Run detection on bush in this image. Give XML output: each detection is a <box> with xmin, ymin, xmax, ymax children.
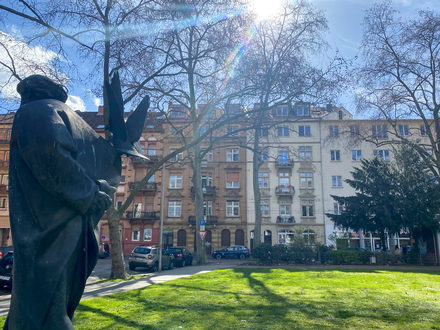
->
<box><xmin>251</xmin><ymin>243</ymin><xmax>273</xmax><ymax>262</ymax></box>
<box><xmin>252</xmin><ymin>243</ymin><xmax>317</xmax><ymax>264</ymax></box>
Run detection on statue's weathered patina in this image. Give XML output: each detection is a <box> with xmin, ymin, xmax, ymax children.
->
<box><xmin>4</xmin><ymin>74</ymin><xmax>148</xmax><ymax>329</ymax></box>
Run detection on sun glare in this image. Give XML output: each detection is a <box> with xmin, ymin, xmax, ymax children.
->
<box><xmin>251</xmin><ymin>0</ymin><xmax>283</xmax><ymax>20</ymax></box>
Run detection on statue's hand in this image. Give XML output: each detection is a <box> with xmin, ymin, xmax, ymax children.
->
<box><xmin>86</xmin><ymin>191</ymin><xmax>112</xmax><ymax>215</ymax></box>
<box><xmin>96</xmin><ymin>180</ymin><xmax>117</xmax><ymax>196</ymax></box>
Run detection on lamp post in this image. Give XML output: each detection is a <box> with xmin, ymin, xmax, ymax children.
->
<box><xmin>158</xmin><ymin>153</ymin><xmax>165</xmax><ymax>272</ymax></box>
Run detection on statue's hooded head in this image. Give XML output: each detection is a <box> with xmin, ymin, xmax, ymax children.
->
<box><xmin>17</xmin><ymin>75</ymin><xmax>68</xmax><ymax>106</ymax></box>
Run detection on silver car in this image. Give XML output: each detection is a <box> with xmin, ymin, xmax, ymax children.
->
<box><xmin>128</xmin><ymin>245</ymin><xmax>175</xmax><ymax>272</ymax></box>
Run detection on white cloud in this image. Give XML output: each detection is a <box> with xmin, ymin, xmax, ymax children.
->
<box><xmin>66</xmin><ymin>95</ymin><xmax>86</xmax><ymax>112</ymax></box>
<box><xmin>93</xmin><ymin>97</ymin><xmax>101</xmax><ymax>108</ymax></box>
<box><xmin>0</xmin><ymin>31</ymin><xmax>64</xmax><ymax>101</ymax></box>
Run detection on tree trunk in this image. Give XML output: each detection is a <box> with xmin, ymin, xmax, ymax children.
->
<box><xmin>192</xmin><ymin>123</ymin><xmax>207</xmax><ymax>264</ymax></box>
<box><xmin>252</xmin><ymin>123</ymin><xmax>263</xmax><ymax>249</ymax></box>
<box><xmin>107</xmin><ymin>205</ymin><xmax>127</xmax><ymax>279</ymax></box>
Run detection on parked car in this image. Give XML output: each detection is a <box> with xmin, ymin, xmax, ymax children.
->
<box><xmin>0</xmin><ymin>251</ymin><xmax>13</xmax><ymax>289</ymax></box>
<box><xmin>128</xmin><ymin>245</ymin><xmax>175</xmax><ymax>272</ymax></box>
<box><xmin>212</xmin><ymin>245</ymin><xmax>250</xmax><ymax>260</ymax></box>
<box><xmin>99</xmin><ymin>243</ymin><xmax>110</xmax><ymax>258</ymax></box>
<box><xmin>167</xmin><ymin>248</ymin><xmax>193</xmax><ymax>267</ymax></box>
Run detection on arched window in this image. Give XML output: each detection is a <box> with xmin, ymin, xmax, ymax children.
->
<box><xmin>264</xmin><ymin>230</ymin><xmax>272</xmax><ymax>244</ymax></box>
<box><xmin>278</xmin><ymin>230</ymin><xmax>293</xmax><ymax>244</ymax></box>
<box><xmin>303</xmin><ymin>230</ymin><xmax>315</xmax><ymax>245</ymax></box>
<box><xmin>177</xmin><ymin>229</ymin><xmax>186</xmax><ymax>246</ymax></box>
<box><xmin>221</xmin><ymin>229</ymin><xmax>230</xmax><ymax>246</ymax></box>
<box><xmin>235</xmin><ymin>229</ymin><xmax>244</xmax><ymax>245</ymax></box>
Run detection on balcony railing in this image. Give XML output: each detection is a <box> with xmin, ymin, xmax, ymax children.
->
<box><xmin>132</xmin><ymin>154</ymin><xmax>162</xmax><ymax>164</ymax></box>
<box><xmin>277</xmin><ymin>216</ymin><xmax>295</xmax><ymax>224</ymax></box>
<box><xmin>0</xmin><ymin>161</ymin><xmax>9</xmax><ymax>168</ymax></box>
<box><xmin>0</xmin><ymin>139</ymin><xmax>10</xmax><ymax>144</ymax></box>
<box><xmin>275</xmin><ymin>158</ymin><xmax>294</xmax><ymax>167</ymax></box>
<box><xmin>188</xmin><ymin>215</ymin><xmax>218</xmax><ymax>225</ymax></box>
<box><xmin>190</xmin><ymin>186</ymin><xmax>216</xmax><ymax>196</ymax></box>
<box><xmin>126</xmin><ymin>211</ymin><xmax>160</xmax><ymax>220</ymax></box>
<box><xmin>129</xmin><ymin>182</ymin><xmax>157</xmax><ymax>191</ymax></box>
<box><xmin>275</xmin><ymin>186</ymin><xmax>295</xmax><ymax>196</ymax></box>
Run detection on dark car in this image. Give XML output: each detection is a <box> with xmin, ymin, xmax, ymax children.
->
<box><xmin>99</xmin><ymin>243</ymin><xmax>110</xmax><ymax>258</ymax></box>
<box><xmin>167</xmin><ymin>248</ymin><xmax>193</xmax><ymax>267</ymax></box>
<box><xmin>0</xmin><ymin>251</ymin><xmax>13</xmax><ymax>289</ymax></box>
<box><xmin>212</xmin><ymin>245</ymin><xmax>250</xmax><ymax>260</ymax></box>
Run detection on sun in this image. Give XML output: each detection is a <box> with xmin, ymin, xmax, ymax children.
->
<box><xmin>251</xmin><ymin>0</ymin><xmax>283</xmax><ymax>20</ymax></box>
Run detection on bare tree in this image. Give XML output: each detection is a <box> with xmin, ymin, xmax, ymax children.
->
<box><xmin>355</xmin><ymin>0</ymin><xmax>440</xmax><ymax>177</ymax></box>
<box><xmin>236</xmin><ymin>3</ymin><xmax>347</xmax><ymax>248</ymax></box>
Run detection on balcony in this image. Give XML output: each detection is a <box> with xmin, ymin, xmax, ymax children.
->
<box><xmin>126</xmin><ymin>211</ymin><xmax>160</xmax><ymax>221</ymax></box>
<box><xmin>275</xmin><ymin>158</ymin><xmax>294</xmax><ymax>168</ymax></box>
<box><xmin>190</xmin><ymin>186</ymin><xmax>216</xmax><ymax>196</ymax></box>
<box><xmin>0</xmin><ymin>139</ymin><xmax>10</xmax><ymax>145</ymax></box>
<box><xmin>275</xmin><ymin>186</ymin><xmax>295</xmax><ymax>196</ymax></box>
<box><xmin>129</xmin><ymin>182</ymin><xmax>157</xmax><ymax>192</ymax></box>
<box><xmin>277</xmin><ymin>216</ymin><xmax>295</xmax><ymax>224</ymax></box>
<box><xmin>132</xmin><ymin>154</ymin><xmax>162</xmax><ymax>165</ymax></box>
<box><xmin>0</xmin><ymin>161</ymin><xmax>9</xmax><ymax>168</ymax></box>
<box><xmin>188</xmin><ymin>215</ymin><xmax>218</xmax><ymax>225</ymax></box>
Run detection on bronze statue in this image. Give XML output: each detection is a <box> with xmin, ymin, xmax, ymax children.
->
<box><xmin>4</xmin><ymin>73</ymin><xmax>148</xmax><ymax>329</ymax></box>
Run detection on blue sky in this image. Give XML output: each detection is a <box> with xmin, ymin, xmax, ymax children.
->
<box><xmin>1</xmin><ymin>0</ymin><xmax>439</xmax><ymax>113</ymax></box>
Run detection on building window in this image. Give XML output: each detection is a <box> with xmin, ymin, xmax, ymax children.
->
<box><xmin>1</xmin><ymin>175</ymin><xmax>8</xmax><ymax>185</ymax></box>
<box><xmin>334</xmin><ymin>202</ymin><xmax>342</xmax><ymax>215</ymax></box>
<box><xmin>204</xmin><ymin>201</ymin><xmax>212</xmax><ymax>216</ymax></box>
<box><xmin>261</xmin><ymin>200</ymin><xmax>270</xmax><ymax>216</ymax></box>
<box><xmin>169</xmin><ymin>175</ymin><xmax>182</xmax><ymax>188</ymax></box>
<box><xmin>350</xmin><ymin>125</ymin><xmax>360</xmax><ymax>136</ymax></box>
<box><xmin>332</xmin><ymin>176</ymin><xmax>342</xmax><ymax>187</ymax></box>
<box><xmin>420</xmin><ymin>125</ymin><xmax>427</xmax><ymax>136</ymax></box>
<box><xmin>399</xmin><ymin>125</ymin><xmax>409</xmax><ymax>136</ymax></box>
<box><xmin>278</xmin><ymin>230</ymin><xmax>294</xmax><ymax>244</ymax></box>
<box><xmin>144</xmin><ymin>229</ymin><xmax>152</xmax><ymax>241</ymax></box>
<box><xmin>278</xmin><ymin>150</ymin><xmax>289</xmax><ymax>165</ymax></box>
<box><xmin>297</xmin><ymin>106</ymin><xmax>310</xmax><ymax>116</ymax></box>
<box><xmin>202</xmin><ymin>150</ymin><xmax>213</xmax><ymax>162</ymax></box>
<box><xmin>228</xmin><ymin>106</ymin><xmax>239</xmax><ymax>115</ymax></box>
<box><xmin>275</xmin><ymin>106</ymin><xmax>289</xmax><ymax>116</ymax></box>
<box><xmin>177</xmin><ymin>229</ymin><xmax>186</xmax><ymax>246</ymax></box>
<box><xmin>226</xmin><ymin>148</ymin><xmax>239</xmax><ymax>162</ymax></box>
<box><xmin>115</xmin><ymin>200</ymin><xmax>123</xmax><ymax>210</ymax></box>
<box><xmin>168</xmin><ymin>201</ymin><xmax>182</xmax><ymax>217</ymax></box>
<box><xmin>170</xmin><ymin>150</ymin><xmax>183</xmax><ymax>162</ymax></box>
<box><xmin>277</xmin><ymin>126</ymin><xmax>289</xmax><ymax>137</ymax></box>
<box><xmin>0</xmin><ymin>198</ymin><xmax>6</xmax><ymax>209</ymax></box>
<box><xmin>147</xmin><ymin>174</ymin><xmax>155</xmax><ymax>183</ymax></box>
<box><xmin>280</xmin><ymin>205</ymin><xmax>290</xmax><ymax>216</ymax></box>
<box><xmin>303</xmin><ymin>230</ymin><xmax>315</xmax><ymax>245</ymax></box>
<box><xmin>258</xmin><ymin>147</ymin><xmax>268</xmax><ymax>162</ymax></box>
<box><xmin>132</xmin><ymin>230</ymin><xmax>140</xmax><ymax>241</ymax></box>
<box><xmin>329</xmin><ymin>125</ymin><xmax>339</xmax><ymax>137</ymax></box>
<box><xmin>301</xmin><ymin>200</ymin><xmax>314</xmax><ymax>217</ymax></box>
<box><xmin>300</xmin><ymin>172</ymin><xmax>313</xmax><ymax>188</ymax></box>
<box><xmin>372</xmin><ymin>125</ymin><xmax>388</xmax><ymax>139</ymax></box>
<box><xmin>299</xmin><ymin>146</ymin><xmax>312</xmax><ymax>161</ymax></box>
<box><xmin>299</xmin><ymin>125</ymin><xmax>311</xmax><ymax>137</ymax></box>
<box><xmin>201</xmin><ymin>173</ymin><xmax>213</xmax><ymax>188</ymax></box>
<box><xmin>258</xmin><ymin>172</ymin><xmax>269</xmax><ymax>188</ymax></box>
<box><xmin>170</xmin><ymin>109</ymin><xmax>186</xmax><ymax>118</ymax></box>
<box><xmin>259</xmin><ymin>128</ymin><xmax>269</xmax><ymax>137</ymax></box>
<box><xmin>338</xmin><ymin>110</ymin><xmax>343</xmax><ymax>120</ymax></box>
<box><xmin>226</xmin><ymin>172</ymin><xmax>239</xmax><ymax>188</ymax></box>
<box><xmin>352</xmin><ymin>150</ymin><xmax>361</xmax><ymax>161</ymax></box>
<box><xmin>330</xmin><ymin>150</ymin><xmax>340</xmax><ymax>161</ymax></box>
<box><xmin>226</xmin><ymin>201</ymin><xmax>239</xmax><ymax>217</ymax></box>
<box><xmin>279</xmin><ymin>172</ymin><xmax>290</xmax><ymax>187</ymax></box>
<box><xmin>374</xmin><ymin>150</ymin><xmax>390</xmax><ymax>162</ymax></box>
<box><xmin>133</xmin><ymin>203</ymin><xmax>142</xmax><ymax>217</ymax></box>
<box><xmin>221</xmin><ymin>229</ymin><xmax>231</xmax><ymax>246</ymax></box>
<box><xmin>200</xmin><ymin>127</ymin><xmax>207</xmax><ymax>136</ymax></box>
<box><xmin>227</xmin><ymin>125</ymin><xmax>239</xmax><ymax>136</ymax></box>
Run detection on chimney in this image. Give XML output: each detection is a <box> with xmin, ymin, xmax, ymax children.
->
<box><xmin>98</xmin><ymin>105</ymin><xmax>104</xmax><ymax>114</ymax></box>
<box><xmin>326</xmin><ymin>104</ymin><xmax>333</xmax><ymax>112</ymax></box>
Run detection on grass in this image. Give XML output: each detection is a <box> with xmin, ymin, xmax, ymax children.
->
<box><xmin>3</xmin><ymin>268</ymin><xmax>440</xmax><ymax>329</ymax></box>
<box><xmin>93</xmin><ymin>274</ymin><xmax>147</xmax><ymax>284</ymax></box>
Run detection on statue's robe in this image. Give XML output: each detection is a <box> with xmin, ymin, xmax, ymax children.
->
<box><xmin>4</xmin><ymin>99</ymin><xmax>120</xmax><ymax>330</ymax></box>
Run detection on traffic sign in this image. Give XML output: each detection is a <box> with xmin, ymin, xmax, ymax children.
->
<box><xmin>101</xmin><ymin>235</ymin><xmax>106</xmax><ymax>240</ymax></box>
<box><xmin>198</xmin><ymin>230</ymin><xmax>207</xmax><ymax>240</ymax></box>
<box><xmin>200</xmin><ymin>219</ymin><xmax>206</xmax><ymax>226</ymax></box>
<box><xmin>200</xmin><ymin>225</ymin><xmax>205</xmax><ymax>231</ymax></box>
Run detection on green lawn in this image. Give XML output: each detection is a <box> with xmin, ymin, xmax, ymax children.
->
<box><xmin>4</xmin><ymin>268</ymin><xmax>440</xmax><ymax>329</ymax></box>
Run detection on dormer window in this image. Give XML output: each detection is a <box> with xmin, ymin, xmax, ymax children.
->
<box><xmin>275</xmin><ymin>106</ymin><xmax>289</xmax><ymax>116</ymax></box>
<box><xmin>170</xmin><ymin>109</ymin><xmax>186</xmax><ymax>118</ymax></box>
<box><xmin>297</xmin><ymin>106</ymin><xmax>310</xmax><ymax>116</ymax></box>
